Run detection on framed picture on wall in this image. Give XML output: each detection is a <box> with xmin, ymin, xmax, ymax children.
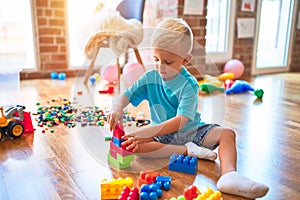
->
<box><xmin>241</xmin><ymin>0</ymin><xmax>256</xmax><ymax>12</ymax></box>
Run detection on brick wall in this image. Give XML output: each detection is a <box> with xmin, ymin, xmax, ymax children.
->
<box><xmin>232</xmin><ymin>0</ymin><xmax>257</xmax><ymax>76</ymax></box>
<box><xmin>34</xmin><ymin>0</ymin><xmax>68</xmax><ymax>71</ymax></box>
<box><xmin>290</xmin><ymin>1</ymin><xmax>300</xmax><ymax>72</ymax></box>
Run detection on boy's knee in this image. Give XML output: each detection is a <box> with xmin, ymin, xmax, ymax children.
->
<box><xmin>220</xmin><ymin>127</ymin><xmax>236</xmax><ymax>140</ymax></box>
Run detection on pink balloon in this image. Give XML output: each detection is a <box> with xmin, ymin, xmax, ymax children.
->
<box><xmin>101</xmin><ymin>64</ymin><xmax>118</xmax><ymax>83</ymax></box>
<box><xmin>223</xmin><ymin>59</ymin><xmax>245</xmax><ymax>79</ymax></box>
<box><xmin>122</xmin><ymin>62</ymin><xmax>145</xmax><ymax>86</ymax></box>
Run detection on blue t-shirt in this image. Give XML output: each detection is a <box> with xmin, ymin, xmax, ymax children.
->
<box><xmin>124</xmin><ymin>66</ymin><xmax>202</xmax><ymax>132</ymax></box>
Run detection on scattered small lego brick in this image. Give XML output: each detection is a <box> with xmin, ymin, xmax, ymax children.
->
<box><xmin>168</xmin><ymin>154</ymin><xmax>198</xmax><ymax>175</ymax></box>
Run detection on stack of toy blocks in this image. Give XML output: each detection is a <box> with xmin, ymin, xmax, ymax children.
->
<box><xmin>107</xmin><ymin>124</ymin><xmax>134</xmax><ymax>169</ymax></box>
<box><xmin>168</xmin><ymin>154</ymin><xmax>198</xmax><ymax>174</ymax></box>
<box><xmin>100</xmin><ymin>177</ymin><xmax>134</xmax><ymax>199</ymax></box>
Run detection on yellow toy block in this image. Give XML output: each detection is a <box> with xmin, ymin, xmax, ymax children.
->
<box><xmin>193</xmin><ymin>187</ymin><xmax>222</xmax><ymax>200</ymax></box>
<box><xmin>100</xmin><ymin>177</ymin><xmax>134</xmax><ymax>199</ymax></box>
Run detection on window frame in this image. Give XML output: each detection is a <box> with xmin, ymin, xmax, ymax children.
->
<box><xmin>206</xmin><ymin>0</ymin><xmax>236</xmax><ymax>63</ymax></box>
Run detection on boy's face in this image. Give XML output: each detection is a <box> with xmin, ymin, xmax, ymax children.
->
<box><xmin>153</xmin><ymin>48</ymin><xmax>189</xmax><ymax>81</ymax></box>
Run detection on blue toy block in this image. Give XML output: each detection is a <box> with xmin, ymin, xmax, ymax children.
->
<box><xmin>156</xmin><ymin>176</ymin><xmax>172</xmax><ymax>190</ymax></box>
<box><xmin>168</xmin><ymin>154</ymin><xmax>198</xmax><ymax>175</ymax></box>
<box><xmin>112</xmin><ymin>136</ymin><xmax>125</xmax><ymax>147</ymax></box>
<box><xmin>140</xmin><ymin>183</ymin><xmax>162</xmax><ymax>200</ymax></box>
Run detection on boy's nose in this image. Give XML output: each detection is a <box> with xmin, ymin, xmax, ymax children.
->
<box><xmin>158</xmin><ymin>64</ymin><xmax>166</xmax><ymax>70</ymax></box>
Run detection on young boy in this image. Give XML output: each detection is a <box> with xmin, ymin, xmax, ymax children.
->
<box><xmin>107</xmin><ymin>18</ymin><xmax>269</xmax><ymax>199</ymax></box>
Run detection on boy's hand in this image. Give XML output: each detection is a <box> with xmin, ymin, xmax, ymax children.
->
<box><xmin>107</xmin><ymin>108</ymin><xmax>123</xmax><ymax>131</ymax></box>
<box><xmin>122</xmin><ymin>133</ymin><xmax>153</xmax><ymax>152</ymax></box>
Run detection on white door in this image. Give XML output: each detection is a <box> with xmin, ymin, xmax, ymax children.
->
<box><xmin>252</xmin><ymin>0</ymin><xmax>296</xmax><ymax>75</ymax></box>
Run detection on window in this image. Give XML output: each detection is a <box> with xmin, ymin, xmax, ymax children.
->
<box><xmin>206</xmin><ymin>0</ymin><xmax>235</xmax><ymax>63</ymax></box>
<box><xmin>68</xmin><ymin>0</ymin><xmax>120</xmax><ymax>68</ymax></box>
<box><xmin>0</xmin><ymin>0</ymin><xmax>36</xmax><ymax>70</ymax></box>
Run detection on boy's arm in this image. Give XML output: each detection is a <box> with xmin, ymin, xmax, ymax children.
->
<box><xmin>107</xmin><ymin>94</ymin><xmax>130</xmax><ymax>131</ymax></box>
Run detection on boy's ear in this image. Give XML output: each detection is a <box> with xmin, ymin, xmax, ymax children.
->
<box><xmin>183</xmin><ymin>54</ymin><xmax>193</xmax><ymax>65</ymax></box>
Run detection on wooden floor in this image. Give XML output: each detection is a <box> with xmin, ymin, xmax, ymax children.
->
<box><xmin>0</xmin><ymin>73</ymin><xmax>300</xmax><ymax>200</ymax></box>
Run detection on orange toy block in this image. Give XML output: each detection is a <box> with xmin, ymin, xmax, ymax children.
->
<box><xmin>138</xmin><ymin>170</ymin><xmax>160</xmax><ymax>187</ymax></box>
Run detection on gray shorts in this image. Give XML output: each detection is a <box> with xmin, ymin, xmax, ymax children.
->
<box><xmin>154</xmin><ymin>124</ymin><xmax>220</xmax><ymax>150</ymax></box>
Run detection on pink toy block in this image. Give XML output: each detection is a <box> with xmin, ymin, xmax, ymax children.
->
<box><xmin>110</xmin><ymin>148</ymin><xmax>117</xmax><ymax>159</ymax></box>
<box><xmin>110</xmin><ymin>141</ymin><xmax>132</xmax><ymax>157</ymax></box>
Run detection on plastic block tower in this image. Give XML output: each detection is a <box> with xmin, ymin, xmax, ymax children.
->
<box><xmin>108</xmin><ymin>123</ymin><xmax>134</xmax><ymax>169</ymax></box>
<box><xmin>168</xmin><ymin>154</ymin><xmax>198</xmax><ymax>175</ymax></box>
<box><xmin>101</xmin><ymin>177</ymin><xmax>134</xmax><ymax>199</ymax></box>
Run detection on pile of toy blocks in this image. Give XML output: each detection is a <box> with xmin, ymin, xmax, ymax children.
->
<box><xmin>107</xmin><ymin>124</ymin><xmax>134</xmax><ymax>169</ymax></box>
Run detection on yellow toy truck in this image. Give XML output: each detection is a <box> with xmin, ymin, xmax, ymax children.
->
<box><xmin>0</xmin><ymin>105</ymin><xmax>25</xmax><ymax>141</ymax></box>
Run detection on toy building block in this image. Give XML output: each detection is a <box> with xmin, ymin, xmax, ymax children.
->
<box><xmin>193</xmin><ymin>187</ymin><xmax>222</xmax><ymax>200</ymax></box>
<box><xmin>140</xmin><ymin>183</ymin><xmax>163</xmax><ymax>200</ymax></box>
<box><xmin>101</xmin><ymin>177</ymin><xmax>134</xmax><ymax>199</ymax></box>
<box><xmin>168</xmin><ymin>154</ymin><xmax>198</xmax><ymax>175</ymax></box>
<box><xmin>121</xmin><ymin>140</ymin><xmax>134</xmax><ymax>152</ymax></box>
<box><xmin>107</xmin><ymin>153</ymin><xmax>132</xmax><ymax>169</ymax></box>
<box><xmin>118</xmin><ymin>186</ymin><xmax>139</xmax><ymax>200</ymax></box>
<box><xmin>113</xmin><ymin>136</ymin><xmax>125</xmax><ymax>147</ymax></box>
<box><xmin>113</xmin><ymin>124</ymin><xmax>125</xmax><ymax>139</ymax></box>
<box><xmin>183</xmin><ymin>185</ymin><xmax>200</xmax><ymax>200</ymax></box>
<box><xmin>139</xmin><ymin>171</ymin><xmax>160</xmax><ymax>186</ymax></box>
<box><xmin>156</xmin><ymin>176</ymin><xmax>172</xmax><ymax>190</ymax></box>
<box><xmin>110</xmin><ymin>141</ymin><xmax>133</xmax><ymax>157</ymax></box>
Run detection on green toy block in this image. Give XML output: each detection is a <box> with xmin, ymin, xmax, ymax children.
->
<box><xmin>117</xmin><ymin>153</ymin><xmax>134</xmax><ymax>164</ymax></box>
<box><xmin>107</xmin><ymin>152</ymin><xmax>132</xmax><ymax>169</ymax></box>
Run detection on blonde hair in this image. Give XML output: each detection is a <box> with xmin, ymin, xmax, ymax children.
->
<box><xmin>151</xmin><ymin>18</ymin><xmax>193</xmax><ymax>56</ymax></box>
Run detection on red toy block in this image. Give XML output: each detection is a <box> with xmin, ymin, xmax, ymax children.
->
<box><xmin>113</xmin><ymin>124</ymin><xmax>125</xmax><ymax>139</ymax></box>
<box><xmin>110</xmin><ymin>142</ymin><xmax>132</xmax><ymax>157</ymax></box>
<box><xmin>138</xmin><ymin>171</ymin><xmax>160</xmax><ymax>187</ymax></box>
<box><xmin>121</xmin><ymin>139</ymin><xmax>133</xmax><ymax>152</ymax></box>
<box><xmin>118</xmin><ymin>186</ymin><xmax>139</xmax><ymax>200</ymax></box>
<box><xmin>184</xmin><ymin>185</ymin><xmax>200</xmax><ymax>200</ymax></box>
